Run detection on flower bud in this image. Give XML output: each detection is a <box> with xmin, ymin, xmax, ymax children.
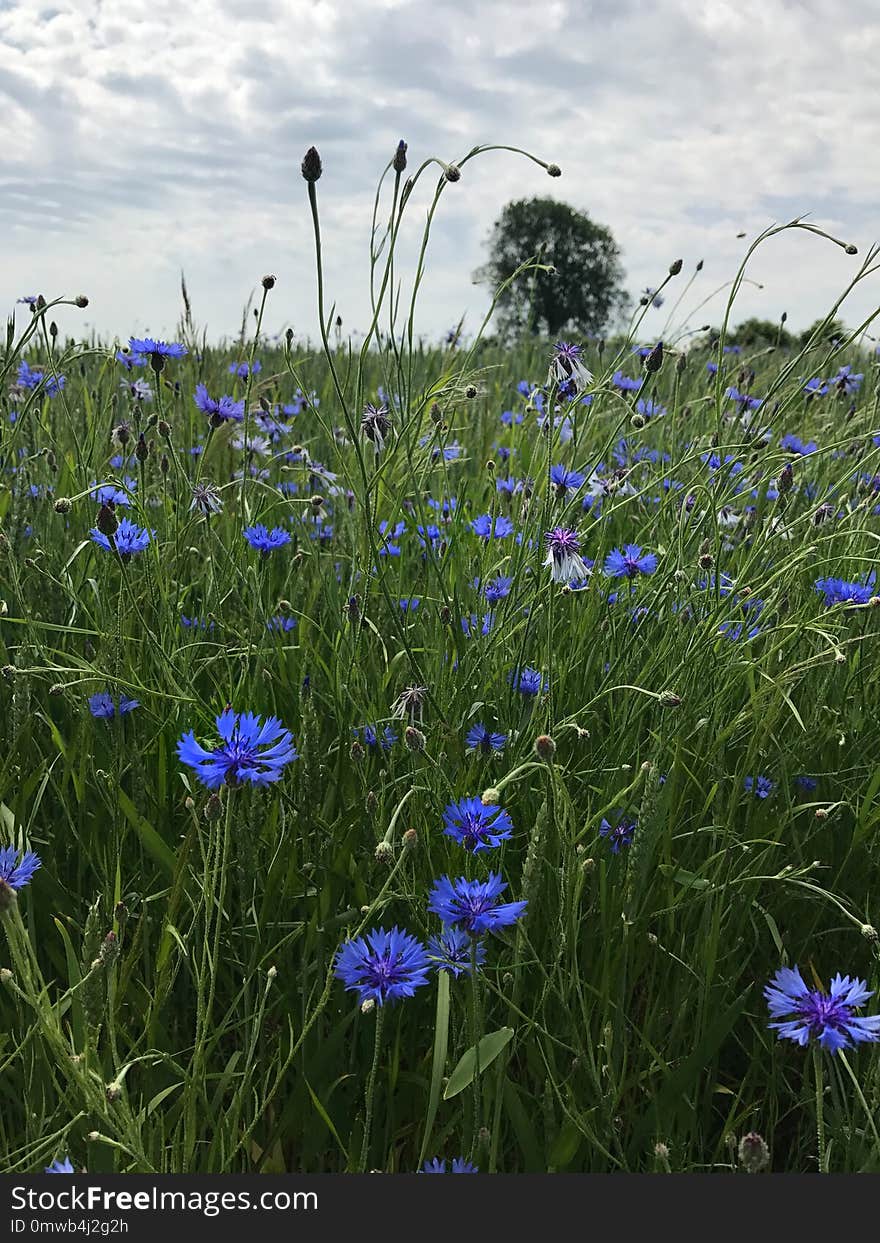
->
<box><xmin>860</xmin><ymin>923</ymin><xmax>878</xmax><ymax>943</ymax></box>
<box><xmin>659</xmin><ymin>689</ymin><xmax>682</xmax><ymax>708</ymax></box>
<box><xmin>443</xmin><ymin>163</ymin><xmax>461</xmax><ymax>182</ymax></box>
<box><xmin>301</xmin><ymin>146</ymin><xmax>322</xmax><ymax>182</ymax></box>
<box><xmin>481</xmin><ymin>787</ymin><xmax>502</xmax><ymax>805</ymax></box>
<box><xmin>404</xmin><ymin>726</ymin><xmax>426</xmax><ymax>752</ymax></box>
<box><xmin>374</xmin><ymin>840</ymin><xmax>394</xmax><ymax>865</ymax></box>
<box><xmin>534</xmin><ymin>734</ymin><xmax>556</xmax><ymax>762</ymax></box>
<box><xmin>393</xmin><ymin>140</ymin><xmax>408</xmax><ymax>173</ymax></box>
<box><xmin>546</xmin><ymin>163</ymin><xmax>562</xmax><ymax>177</ymax></box>
<box><xmin>75</xmin><ymin>294</ymin><xmax>89</xmax><ymax>308</ymax></box>
<box><xmin>262</xmin><ymin>274</ymin><xmax>276</xmax><ymax>290</ymax></box>
<box><xmin>402</xmin><ymin>828</ymin><xmax>418</xmax><ymax>851</ymax></box>
<box><xmin>669</xmin><ymin>258</ymin><xmax>683</xmax><ymax>276</ymax></box>
<box><xmin>204</xmin><ymin>793</ymin><xmax>223</xmax><ymax>822</ymax></box>
<box><xmin>644</xmin><ymin>341</ymin><xmax>664</xmax><ymax>374</ymax></box>
<box><xmin>54</xmin><ymin>497</ymin><xmax>72</xmax><ymax>514</ymax></box>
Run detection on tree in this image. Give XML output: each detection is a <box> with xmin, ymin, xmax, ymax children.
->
<box><xmin>474</xmin><ymin>198</ymin><xmax>629</xmax><ymax>340</ymax></box>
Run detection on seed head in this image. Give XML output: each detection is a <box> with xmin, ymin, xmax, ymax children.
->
<box><xmin>737</xmin><ymin>1132</ymin><xmax>769</xmax><ymax>1174</ymax></box>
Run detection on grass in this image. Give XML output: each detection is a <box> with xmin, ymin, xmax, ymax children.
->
<box><xmin>1</xmin><ymin>144</ymin><xmax>880</xmax><ymax>1175</ymax></box>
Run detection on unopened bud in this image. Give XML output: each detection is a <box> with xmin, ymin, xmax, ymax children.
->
<box><xmin>481</xmin><ymin>787</ymin><xmax>502</xmax><ymax>806</ymax></box>
<box><xmin>0</xmin><ymin>878</ymin><xmax>16</xmax><ymax>915</ymax></box>
<box><xmin>546</xmin><ymin>163</ymin><xmax>562</xmax><ymax>177</ymax></box>
<box><xmin>74</xmin><ymin>295</ymin><xmax>89</xmax><ymax>308</ymax></box>
<box><xmin>659</xmin><ymin>689</ymin><xmax>682</xmax><ymax>708</ymax></box>
<box><xmin>861</xmin><ymin>923</ymin><xmax>878</xmax><ymax>943</ymax></box>
<box><xmin>392</xmin><ymin>140</ymin><xmax>408</xmax><ymax>173</ymax></box>
<box><xmin>402</xmin><ymin>828</ymin><xmax>418</xmax><ymax>851</ymax></box>
<box><xmin>301</xmin><ymin>146</ymin><xmax>322</xmax><ymax>182</ymax></box>
<box><xmin>644</xmin><ymin>341</ymin><xmax>664</xmax><ymax>374</ymax></box>
<box><xmin>261</xmin><ymin>274</ymin><xmax>276</xmax><ymax>290</ymax></box>
<box><xmin>669</xmin><ymin>258</ymin><xmax>683</xmax><ymax>276</ymax></box>
<box><xmin>350</xmin><ymin>740</ymin><xmax>366</xmax><ymax>762</ymax></box>
<box><xmin>204</xmin><ymin>793</ymin><xmax>223</xmax><ymax>822</ymax></box>
<box><xmin>404</xmin><ymin>726</ymin><xmax>426</xmax><ymax>752</ymax></box>
<box><xmin>534</xmin><ymin>734</ymin><xmax>556</xmax><ymax>762</ymax></box>
<box><xmin>443</xmin><ymin>163</ymin><xmax>461</xmax><ymax>183</ymax></box>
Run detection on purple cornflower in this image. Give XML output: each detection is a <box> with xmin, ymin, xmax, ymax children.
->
<box><xmin>89</xmin><ymin>517</ymin><xmax>152</xmax><ymax>558</ymax></box>
<box><xmin>471</xmin><ymin>514</ymin><xmax>514</xmax><ymax>540</ymax></box>
<box><xmin>193</xmin><ymin>384</ymin><xmax>244</xmax><ymax>423</ymax></box>
<box><xmin>509</xmin><ymin>666</ymin><xmax>546</xmax><ymax>696</ymax></box>
<box><xmin>88</xmin><ymin>692</ymin><xmax>139</xmax><ymax>719</ymax></box>
<box><xmin>603</xmin><ymin>544</ymin><xmax>658</xmax><ymax>579</ymax></box>
<box><xmin>545</xmin><ymin>527</ymin><xmax>592</xmax><ymax>585</ymax></box>
<box><xmin>177</xmin><ymin>709</ymin><xmax>298</xmax><ymax>789</ymax></box>
<box><xmin>744</xmin><ymin>775</ymin><xmax>775</xmax><ymax>799</ymax></box>
<box><xmin>428</xmin><ymin>872</ymin><xmax>527</xmax><ymax>936</ymax></box>
<box><xmin>427</xmin><ymin>926</ymin><xmax>486</xmax><ymax>978</ymax></box>
<box><xmin>549</xmin><ymin>342</ymin><xmax>593</xmax><ymax>391</ymax></box>
<box><xmin>243</xmin><ymin>524</ymin><xmax>292</xmax><ymax>554</ymax></box>
<box><xmin>190</xmin><ymin>481</ymin><xmax>223</xmax><ymax>517</ymax></box>
<box><xmin>442</xmin><ymin>796</ymin><xmax>513</xmax><ymax>853</ymax></box>
<box><xmin>421</xmin><ymin>1158</ymin><xmax>479</xmax><ymax>1173</ymax></box>
<box><xmin>465</xmin><ymin>723</ymin><xmax>507</xmax><ymax>754</ymax></box>
<box><xmin>765</xmin><ymin>966</ymin><xmax>880</xmax><ymax>1053</ymax></box>
<box><xmin>0</xmin><ymin>845</ymin><xmax>42</xmax><ymax>892</ymax></box>
<box><xmin>549</xmin><ymin>464</ymin><xmax>586</xmax><ymax>497</ymax></box>
<box><xmin>334</xmin><ymin>926</ymin><xmax>431</xmax><ymax>1006</ymax></box>
<box><xmin>599</xmin><ymin>816</ymin><xmax>636</xmax><ymax>854</ymax></box>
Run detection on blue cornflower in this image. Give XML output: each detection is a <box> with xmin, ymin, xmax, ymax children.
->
<box><xmin>465</xmin><ymin>723</ymin><xmax>507</xmax><ymax>754</ymax></box>
<box><xmin>612</xmin><ymin>370</ymin><xmax>644</xmax><ymax>392</ymax></box>
<box><xmin>334</xmin><ymin>926</ymin><xmax>431</xmax><ymax>1006</ymax></box>
<box><xmin>90</xmin><ymin>517</ymin><xmax>152</xmax><ymax>557</ymax></box>
<box><xmin>88</xmin><ymin>692</ymin><xmax>139</xmax><ymax>719</ymax></box>
<box><xmin>421</xmin><ymin>1158</ymin><xmax>479</xmax><ymax>1173</ymax></box>
<box><xmin>706</xmin><ymin>361</ymin><xmax>718</xmax><ymax>375</ymax></box>
<box><xmin>635</xmin><ymin>397</ymin><xmax>666</xmax><ymax>420</ymax></box>
<box><xmin>44</xmin><ymin>1158</ymin><xmax>74</xmax><ymax>1174</ymax></box>
<box><xmin>427</xmin><ymin>927</ymin><xmax>486</xmax><ymax>978</ymax></box>
<box><xmin>642</xmin><ymin>286</ymin><xmax>664</xmax><ymax>307</ymax></box>
<box><xmin>814</xmin><ymin>573</ymin><xmax>876</xmax><ymax>607</ymax></box>
<box><xmin>399</xmin><ymin>597</ymin><xmax>420</xmax><ymax>612</ymax></box>
<box><xmin>193</xmin><ymin>383</ymin><xmax>244</xmax><ymax>422</ymax></box>
<box><xmin>831</xmin><ymin>365</ymin><xmax>863</xmax><ymax>395</ymax></box>
<box><xmin>744</xmin><ymin>775</ymin><xmax>775</xmax><ymax>799</ymax></box>
<box><xmin>780</xmin><ymin>433</ymin><xmax>817</xmax><ymax>456</ymax></box>
<box><xmin>177</xmin><ymin>709</ymin><xmax>298</xmax><ymax>789</ymax></box>
<box><xmin>90</xmin><ymin>482</ymin><xmax>134</xmax><ymax>507</ymax></box>
<box><xmin>116</xmin><ymin>348</ymin><xmax>146</xmax><ymax>369</ymax></box>
<box><xmin>355</xmin><ymin>725</ymin><xmax>398</xmax><ymax>752</ymax></box>
<box><xmin>243</xmin><ymin>524</ymin><xmax>292</xmax><ymax>554</ymax></box>
<box><xmin>266</xmin><ymin>616</ymin><xmax>297</xmax><ymax>633</ymax></box>
<box><xmin>471</xmin><ymin>514</ymin><xmax>514</xmax><ymax>540</ymax></box>
<box><xmin>599</xmin><ymin>816</ymin><xmax>636</xmax><ymax>854</ymax></box>
<box><xmin>180</xmin><ymin>615</ymin><xmax>214</xmax><ymax>631</ymax></box>
<box><xmin>550</xmin><ymin>463</ymin><xmax>585</xmax><ymax>496</ymax></box>
<box><xmin>0</xmin><ymin>845</ymin><xmax>42</xmax><ymax>891</ymax></box>
<box><xmin>461</xmin><ymin>612</ymin><xmax>495</xmax><ymax>638</ymax></box>
<box><xmin>377</xmin><ymin>520</ymin><xmax>406</xmax><ymax>556</ymax></box>
<box><xmin>603</xmin><ymin>545</ymin><xmax>658</xmax><ymax>579</ymax></box>
<box><xmin>803</xmin><ymin>377</ymin><xmax>829</xmax><ymax>397</ymax></box>
<box><xmin>428</xmin><ymin>872</ymin><xmax>527</xmax><ymax>935</ymax></box>
<box><xmin>765</xmin><ymin>966</ymin><xmax>880</xmax><ymax>1054</ymax></box>
<box><xmin>228</xmin><ymin>360</ymin><xmax>262</xmax><ymax>378</ymax></box>
<box><xmin>16</xmin><ymin>360</ymin><xmax>65</xmax><ymax>395</ymax></box>
<box><xmin>795</xmin><ymin>775</ymin><xmax>818</xmax><ymax>791</ymax></box>
<box><xmin>128</xmin><ymin>337</ymin><xmax>187</xmax><ymax>361</ymax></box>
<box><xmin>442</xmin><ymin>796</ymin><xmax>513</xmax><ymax>853</ymax></box>
<box><xmin>509</xmin><ymin>666</ymin><xmax>546</xmax><ymax>696</ymax></box>
<box><xmin>483</xmin><ymin>575</ymin><xmax>513</xmax><ymax>603</ymax></box>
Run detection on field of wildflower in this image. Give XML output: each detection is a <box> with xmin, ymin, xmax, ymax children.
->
<box><xmin>2</xmin><ymin>143</ymin><xmax>880</xmax><ymax>1176</ymax></box>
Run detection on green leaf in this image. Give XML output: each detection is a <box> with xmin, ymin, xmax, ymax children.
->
<box><xmin>418</xmin><ymin>969</ymin><xmax>451</xmax><ymax>1166</ymax></box>
<box><xmin>117</xmin><ymin>789</ymin><xmax>176</xmax><ymax>877</ymax></box>
<box><xmin>443</xmin><ymin>1027</ymin><xmax>514</xmax><ymax>1100</ymax></box>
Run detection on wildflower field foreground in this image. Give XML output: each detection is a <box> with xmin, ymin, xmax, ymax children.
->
<box><xmin>2</xmin><ymin>146</ymin><xmax>880</xmax><ymax>1176</ymax></box>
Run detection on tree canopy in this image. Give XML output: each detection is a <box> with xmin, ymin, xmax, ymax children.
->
<box><xmin>474</xmin><ymin>197</ymin><xmax>629</xmax><ymax>340</ymax></box>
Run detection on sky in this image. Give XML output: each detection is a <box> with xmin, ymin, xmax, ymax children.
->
<box><xmin>1</xmin><ymin>0</ymin><xmax>879</xmax><ymax>348</ymax></box>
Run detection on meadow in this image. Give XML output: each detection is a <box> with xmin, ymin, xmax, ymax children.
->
<box><xmin>1</xmin><ymin>144</ymin><xmax>880</xmax><ymax>1175</ymax></box>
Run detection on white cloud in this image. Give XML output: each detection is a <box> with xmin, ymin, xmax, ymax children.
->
<box><xmin>0</xmin><ymin>0</ymin><xmax>878</xmax><ymax>343</ymax></box>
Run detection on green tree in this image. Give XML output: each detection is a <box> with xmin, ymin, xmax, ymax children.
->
<box><xmin>474</xmin><ymin>198</ymin><xmax>629</xmax><ymax>340</ymax></box>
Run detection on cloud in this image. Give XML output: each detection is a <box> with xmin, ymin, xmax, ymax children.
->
<box><xmin>0</xmin><ymin>0</ymin><xmax>878</xmax><ymax>344</ymax></box>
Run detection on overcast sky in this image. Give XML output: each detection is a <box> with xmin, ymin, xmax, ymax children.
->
<box><xmin>2</xmin><ymin>0</ymin><xmax>879</xmax><ymax>348</ymax></box>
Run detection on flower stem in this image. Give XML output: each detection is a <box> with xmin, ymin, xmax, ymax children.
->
<box><xmin>359</xmin><ymin>1005</ymin><xmax>385</xmax><ymax>1173</ymax></box>
<box><xmin>813</xmin><ymin>1045</ymin><xmax>827</xmax><ymax>1172</ymax></box>
<box><xmin>469</xmin><ymin>938</ymin><xmax>482</xmax><ymax>1156</ymax></box>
